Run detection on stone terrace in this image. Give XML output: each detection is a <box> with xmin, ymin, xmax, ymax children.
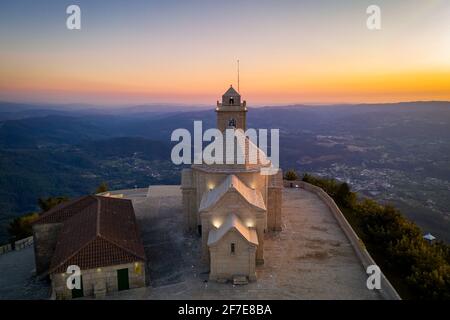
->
<box><xmin>105</xmin><ymin>185</ymin><xmax>381</xmax><ymax>300</ymax></box>
<box><xmin>0</xmin><ymin>185</ymin><xmax>382</xmax><ymax>299</ymax></box>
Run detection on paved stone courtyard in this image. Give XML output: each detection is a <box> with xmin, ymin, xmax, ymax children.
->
<box><xmin>0</xmin><ymin>246</ymin><xmax>50</xmax><ymax>299</ymax></box>
<box><xmin>108</xmin><ymin>186</ymin><xmax>381</xmax><ymax>300</ymax></box>
<box><xmin>0</xmin><ymin>185</ymin><xmax>381</xmax><ymax>299</ymax></box>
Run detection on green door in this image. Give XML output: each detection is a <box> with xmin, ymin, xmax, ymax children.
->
<box><xmin>71</xmin><ymin>276</ymin><xmax>84</xmax><ymax>299</ymax></box>
<box><xmin>117</xmin><ymin>268</ymin><xmax>129</xmax><ymax>291</ymax></box>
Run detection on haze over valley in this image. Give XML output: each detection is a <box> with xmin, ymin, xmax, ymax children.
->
<box><xmin>0</xmin><ymin>101</ymin><xmax>449</xmax><ymax>243</ymax></box>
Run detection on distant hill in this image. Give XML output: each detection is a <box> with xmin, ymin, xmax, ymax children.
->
<box><xmin>78</xmin><ymin>137</ymin><xmax>171</xmax><ymax>160</ymax></box>
<box><xmin>0</xmin><ymin>101</ymin><xmax>449</xmax><ymax>244</ymax></box>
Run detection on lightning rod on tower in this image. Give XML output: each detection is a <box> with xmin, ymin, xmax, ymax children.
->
<box><xmin>237</xmin><ymin>59</ymin><xmax>240</xmax><ymax>93</ymax></box>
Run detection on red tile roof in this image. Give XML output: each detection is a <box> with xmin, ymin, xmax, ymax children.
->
<box><xmin>46</xmin><ymin>196</ymin><xmax>146</xmax><ymax>274</ymax></box>
<box><xmin>33</xmin><ymin>196</ymin><xmax>98</xmax><ymax>225</ymax></box>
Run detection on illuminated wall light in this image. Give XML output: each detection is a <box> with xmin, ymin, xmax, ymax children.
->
<box><xmin>212</xmin><ymin>218</ymin><xmax>222</xmax><ymax>228</ymax></box>
<box><xmin>97</xmin><ymin>268</ymin><xmax>102</xmax><ymax>272</ymax></box>
<box><xmin>134</xmin><ymin>262</ymin><xmax>142</xmax><ymax>275</ymax></box>
<box><xmin>246</xmin><ymin>220</ymin><xmax>255</xmax><ymax>228</ymax></box>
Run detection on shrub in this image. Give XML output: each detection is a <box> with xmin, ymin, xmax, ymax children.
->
<box><xmin>38</xmin><ymin>196</ymin><xmax>69</xmax><ymax>212</ymax></box>
<box><xmin>284</xmin><ymin>170</ymin><xmax>298</xmax><ymax>181</ymax></box>
<box><xmin>95</xmin><ymin>182</ymin><xmax>109</xmax><ymax>194</ymax></box>
<box><xmin>8</xmin><ymin>212</ymin><xmax>39</xmax><ymax>241</ymax></box>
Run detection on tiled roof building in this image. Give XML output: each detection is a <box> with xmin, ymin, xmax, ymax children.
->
<box><xmin>32</xmin><ymin>196</ymin><xmax>146</xmax><ymax>299</ymax></box>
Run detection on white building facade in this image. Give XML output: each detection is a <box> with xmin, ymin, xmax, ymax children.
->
<box><xmin>181</xmin><ymin>86</ymin><xmax>282</xmax><ymax>282</ymax></box>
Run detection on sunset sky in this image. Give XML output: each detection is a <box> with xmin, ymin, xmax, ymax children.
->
<box><xmin>1</xmin><ymin>0</ymin><xmax>449</xmax><ymax>106</ymax></box>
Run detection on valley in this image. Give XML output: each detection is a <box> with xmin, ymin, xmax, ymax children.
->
<box><xmin>0</xmin><ymin>101</ymin><xmax>449</xmax><ymax>243</ymax></box>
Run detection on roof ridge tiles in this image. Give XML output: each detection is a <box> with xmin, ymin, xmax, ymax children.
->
<box><xmin>96</xmin><ymin>196</ymin><xmax>101</xmax><ymax>237</ymax></box>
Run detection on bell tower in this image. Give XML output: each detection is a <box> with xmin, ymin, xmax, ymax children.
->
<box><xmin>216</xmin><ymin>85</ymin><xmax>247</xmax><ymax>132</ymax></box>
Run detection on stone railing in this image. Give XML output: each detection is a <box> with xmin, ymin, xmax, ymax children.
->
<box><xmin>0</xmin><ymin>236</ymin><xmax>34</xmax><ymax>256</ymax></box>
<box><xmin>0</xmin><ymin>243</ymin><xmax>12</xmax><ymax>255</ymax></box>
<box><xmin>287</xmin><ymin>180</ymin><xmax>401</xmax><ymax>300</ymax></box>
<box><xmin>14</xmin><ymin>236</ymin><xmax>34</xmax><ymax>250</ymax></box>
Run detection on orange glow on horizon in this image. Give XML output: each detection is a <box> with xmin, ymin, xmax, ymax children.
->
<box><xmin>1</xmin><ymin>0</ymin><xmax>450</xmax><ymax>105</ymax></box>
<box><xmin>1</xmin><ymin>68</ymin><xmax>449</xmax><ymax>105</ymax></box>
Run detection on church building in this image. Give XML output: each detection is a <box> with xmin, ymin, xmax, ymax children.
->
<box><xmin>181</xmin><ymin>86</ymin><xmax>283</xmax><ymax>283</ymax></box>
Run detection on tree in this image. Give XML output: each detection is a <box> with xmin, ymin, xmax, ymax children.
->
<box><xmin>284</xmin><ymin>169</ymin><xmax>298</xmax><ymax>181</ymax></box>
<box><xmin>8</xmin><ymin>212</ymin><xmax>39</xmax><ymax>241</ymax></box>
<box><xmin>38</xmin><ymin>196</ymin><xmax>69</xmax><ymax>212</ymax></box>
<box><xmin>95</xmin><ymin>182</ymin><xmax>109</xmax><ymax>194</ymax></box>
<box><xmin>336</xmin><ymin>182</ymin><xmax>356</xmax><ymax>208</ymax></box>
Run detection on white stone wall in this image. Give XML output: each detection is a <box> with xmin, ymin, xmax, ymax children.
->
<box><xmin>194</xmin><ymin>171</ymin><xmax>268</xmax><ymax>218</ymax></box>
<box><xmin>209</xmin><ymin>230</ymin><xmax>257</xmax><ymax>282</ymax></box>
<box><xmin>200</xmin><ymin>191</ymin><xmax>266</xmax><ymax>263</ymax></box>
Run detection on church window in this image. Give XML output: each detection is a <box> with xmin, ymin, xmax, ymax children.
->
<box><xmin>228</xmin><ymin>118</ymin><xmax>236</xmax><ymax>128</ymax></box>
<box><xmin>229</xmin><ymin>97</ymin><xmax>234</xmax><ymax>105</ymax></box>
<box><xmin>230</xmin><ymin>243</ymin><xmax>235</xmax><ymax>254</ymax></box>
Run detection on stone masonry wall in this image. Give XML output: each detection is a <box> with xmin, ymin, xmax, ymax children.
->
<box><xmin>33</xmin><ymin>223</ymin><xmax>63</xmax><ymax>275</ymax></box>
<box><xmin>209</xmin><ymin>230</ymin><xmax>256</xmax><ymax>282</ymax></box>
<box><xmin>51</xmin><ymin>262</ymin><xmax>146</xmax><ymax>299</ymax></box>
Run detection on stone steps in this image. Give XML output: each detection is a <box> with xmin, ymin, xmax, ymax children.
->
<box><xmin>232</xmin><ymin>275</ymin><xmax>248</xmax><ymax>285</ymax></box>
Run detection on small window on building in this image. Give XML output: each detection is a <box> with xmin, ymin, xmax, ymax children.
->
<box><xmin>230</xmin><ymin>243</ymin><xmax>235</xmax><ymax>254</ymax></box>
<box><xmin>228</xmin><ymin>118</ymin><xmax>236</xmax><ymax>128</ymax></box>
<box><xmin>229</xmin><ymin>97</ymin><xmax>234</xmax><ymax>105</ymax></box>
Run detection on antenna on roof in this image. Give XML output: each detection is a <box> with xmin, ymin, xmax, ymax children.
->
<box><xmin>237</xmin><ymin>59</ymin><xmax>240</xmax><ymax>93</ymax></box>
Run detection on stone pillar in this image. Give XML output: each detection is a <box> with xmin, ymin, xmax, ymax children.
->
<box><xmin>181</xmin><ymin>168</ymin><xmax>197</xmax><ymax>232</ymax></box>
<box><xmin>182</xmin><ymin>188</ymin><xmax>196</xmax><ymax>232</ymax></box>
<box><xmin>209</xmin><ymin>246</ymin><xmax>217</xmax><ymax>281</ymax></box>
<box><xmin>267</xmin><ymin>187</ymin><xmax>282</xmax><ymax>231</ymax></box>
<box><xmin>33</xmin><ymin>223</ymin><xmax>63</xmax><ymax>275</ymax></box>
<box><xmin>267</xmin><ymin>170</ymin><xmax>283</xmax><ymax>231</ymax></box>
<box><xmin>201</xmin><ymin>217</ymin><xmax>210</xmax><ymax>263</ymax></box>
<box><xmin>248</xmin><ymin>246</ymin><xmax>257</xmax><ymax>281</ymax></box>
<box><xmin>255</xmin><ymin>225</ymin><xmax>264</xmax><ymax>265</ymax></box>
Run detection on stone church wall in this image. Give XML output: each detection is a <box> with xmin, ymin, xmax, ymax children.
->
<box><xmin>200</xmin><ymin>192</ymin><xmax>266</xmax><ymax>263</ymax></box>
<box><xmin>209</xmin><ymin>231</ymin><xmax>257</xmax><ymax>282</ymax></box>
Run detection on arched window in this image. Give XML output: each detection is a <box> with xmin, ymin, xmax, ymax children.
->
<box><xmin>229</xmin><ymin>97</ymin><xmax>234</xmax><ymax>105</ymax></box>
